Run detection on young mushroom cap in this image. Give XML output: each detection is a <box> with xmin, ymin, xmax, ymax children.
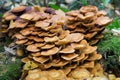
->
<box><xmin>80</xmin><ymin>61</ymin><xmax>94</xmax><ymax>68</ymax></box>
<box><xmin>44</xmin><ymin>36</ymin><xmax>59</xmax><ymax>43</ymax></box>
<box><xmin>41</xmin><ymin>47</ymin><xmax>59</xmax><ymax>56</ymax></box>
<box><xmin>20</xmin><ymin>13</ymin><xmax>34</xmax><ymax>20</ymax></box>
<box><xmin>26</xmin><ymin>44</ymin><xmax>40</xmax><ymax>52</ymax></box>
<box><xmin>69</xmin><ymin>33</ymin><xmax>84</xmax><ymax>42</ymax></box>
<box><xmin>79</xmin><ymin>6</ymin><xmax>98</xmax><ymax>13</ymax></box>
<box><xmin>15</xmin><ymin>39</ymin><xmax>28</xmax><ymax>44</ymax></box>
<box><xmin>73</xmin><ymin>53</ymin><xmax>85</xmax><ymax>62</ymax></box>
<box><xmin>59</xmin><ymin>45</ymin><xmax>75</xmax><ymax>53</ymax></box>
<box><xmin>82</xmin><ymin>46</ymin><xmax>97</xmax><ymax>54</ymax></box>
<box><xmin>87</xmin><ymin>52</ymin><xmax>102</xmax><ymax>61</ymax></box>
<box><xmin>85</xmin><ymin>32</ymin><xmax>98</xmax><ymax>40</ymax></box>
<box><xmin>41</xmin><ymin>44</ymin><xmax>55</xmax><ymax>49</ymax></box>
<box><xmin>33</xmin><ymin>56</ymin><xmax>49</xmax><ymax>64</ymax></box>
<box><xmin>59</xmin><ymin>30</ymin><xmax>70</xmax><ymax>39</ymax></box>
<box><xmin>34</xmin><ymin>43</ymin><xmax>45</xmax><ymax>48</ymax></box>
<box><xmin>12</xmin><ymin>6</ymin><xmax>26</xmax><ymax>13</ymax></box>
<box><xmin>97</xmin><ymin>10</ymin><xmax>107</xmax><ymax>16</ymax></box>
<box><xmin>52</xmin><ymin>60</ymin><xmax>69</xmax><ymax>67</ymax></box>
<box><xmin>12</xmin><ymin>33</ymin><xmax>25</xmax><ymax>39</ymax></box>
<box><xmin>62</xmin><ymin>67</ymin><xmax>71</xmax><ymax>75</ymax></box>
<box><xmin>31</xmin><ymin>52</ymin><xmax>41</xmax><ymax>57</ymax></box>
<box><xmin>61</xmin><ymin>53</ymin><xmax>79</xmax><ymax>60</ymax></box>
<box><xmin>96</xmin><ymin>16</ymin><xmax>113</xmax><ymax>26</ymax></box>
<box><xmin>21</xmin><ymin>57</ymin><xmax>30</xmax><ymax>63</ymax></box>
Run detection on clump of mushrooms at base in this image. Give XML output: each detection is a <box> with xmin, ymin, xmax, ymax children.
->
<box><xmin>1</xmin><ymin>5</ymin><xmax>112</xmax><ymax>80</ymax></box>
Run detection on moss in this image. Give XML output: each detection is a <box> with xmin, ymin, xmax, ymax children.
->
<box><xmin>0</xmin><ymin>53</ymin><xmax>22</xmax><ymax>80</ymax></box>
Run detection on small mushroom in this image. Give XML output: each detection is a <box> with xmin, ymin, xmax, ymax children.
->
<box><xmin>61</xmin><ymin>53</ymin><xmax>78</xmax><ymax>60</ymax></box>
<box><xmin>34</xmin><ymin>43</ymin><xmax>45</xmax><ymax>48</ymax></box>
<box><xmin>87</xmin><ymin>52</ymin><xmax>102</xmax><ymax>61</ymax></box>
<box><xmin>27</xmin><ymin>36</ymin><xmax>44</xmax><ymax>42</ymax></box>
<box><xmin>12</xmin><ymin>6</ymin><xmax>26</xmax><ymax>13</ymax></box>
<box><xmin>62</xmin><ymin>67</ymin><xmax>71</xmax><ymax>75</ymax></box>
<box><xmin>70</xmin><ymin>33</ymin><xmax>84</xmax><ymax>42</ymax></box>
<box><xmin>96</xmin><ymin>16</ymin><xmax>113</xmax><ymax>26</ymax></box>
<box><xmin>82</xmin><ymin>46</ymin><xmax>97</xmax><ymax>54</ymax></box>
<box><xmin>41</xmin><ymin>47</ymin><xmax>59</xmax><ymax>60</ymax></box>
<box><xmin>89</xmin><ymin>39</ymin><xmax>99</xmax><ymax>45</ymax></box>
<box><xmin>80</xmin><ymin>61</ymin><xmax>94</xmax><ymax>68</ymax></box>
<box><xmin>59</xmin><ymin>45</ymin><xmax>75</xmax><ymax>54</ymax></box>
<box><xmin>52</xmin><ymin>60</ymin><xmax>69</xmax><ymax>68</ymax></box>
<box><xmin>59</xmin><ymin>30</ymin><xmax>70</xmax><ymax>39</ymax></box>
<box><xmin>33</xmin><ymin>56</ymin><xmax>49</xmax><ymax>64</ymax></box>
<box><xmin>41</xmin><ymin>44</ymin><xmax>55</xmax><ymax>49</ymax></box>
<box><xmin>20</xmin><ymin>27</ymin><xmax>33</xmax><ymax>36</ymax></box>
<box><xmin>12</xmin><ymin>33</ymin><xmax>25</xmax><ymax>39</ymax></box>
<box><xmin>20</xmin><ymin>13</ymin><xmax>34</xmax><ymax>20</ymax></box>
<box><xmin>85</xmin><ymin>32</ymin><xmax>98</xmax><ymax>40</ymax></box>
<box><xmin>21</xmin><ymin>57</ymin><xmax>30</xmax><ymax>63</ymax></box>
<box><xmin>79</xmin><ymin>6</ymin><xmax>98</xmax><ymax>13</ymax></box>
<box><xmin>44</xmin><ymin>36</ymin><xmax>59</xmax><ymax>43</ymax></box>
<box><xmin>15</xmin><ymin>39</ymin><xmax>28</xmax><ymax>44</ymax></box>
<box><xmin>26</xmin><ymin>44</ymin><xmax>40</xmax><ymax>52</ymax></box>
<box><xmin>97</xmin><ymin>10</ymin><xmax>107</xmax><ymax>17</ymax></box>
<box><xmin>31</xmin><ymin>52</ymin><xmax>41</xmax><ymax>57</ymax></box>
<box><xmin>35</xmin><ymin>21</ymin><xmax>50</xmax><ymax>29</ymax></box>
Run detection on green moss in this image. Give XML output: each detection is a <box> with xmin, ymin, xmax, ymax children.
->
<box><xmin>0</xmin><ymin>53</ymin><xmax>22</xmax><ymax>80</ymax></box>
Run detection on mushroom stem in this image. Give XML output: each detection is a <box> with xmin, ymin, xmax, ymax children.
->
<box><xmin>77</xmin><ymin>61</ymin><xmax>80</xmax><ymax>65</ymax></box>
<box><xmin>60</xmin><ymin>66</ymin><xmax>63</xmax><ymax>69</ymax></box>
<box><xmin>49</xmin><ymin>55</ymin><xmax>53</xmax><ymax>60</ymax></box>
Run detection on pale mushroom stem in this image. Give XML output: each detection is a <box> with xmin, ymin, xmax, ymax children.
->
<box><xmin>77</xmin><ymin>61</ymin><xmax>80</xmax><ymax>65</ymax></box>
<box><xmin>60</xmin><ymin>66</ymin><xmax>63</xmax><ymax>69</ymax></box>
<box><xmin>49</xmin><ymin>55</ymin><xmax>53</xmax><ymax>61</ymax></box>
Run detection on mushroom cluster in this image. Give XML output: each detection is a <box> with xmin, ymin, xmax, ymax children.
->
<box><xmin>66</xmin><ymin>6</ymin><xmax>112</xmax><ymax>45</ymax></box>
<box><xmin>1</xmin><ymin>5</ymin><xmax>111</xmax><ymax>79</ymax></box>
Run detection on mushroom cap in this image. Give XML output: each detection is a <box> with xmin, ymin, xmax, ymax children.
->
<box><xmin>59</xmin><ymin>30</ymin><xmax>70</xmax><ymax>39</ymax></box>
<box><xmin>70</xmin><ymin>33</ymin><xmax>84</xmax><ymax>42</ymax></box>
<box><xmin>82</xmin><ymin>46</ymin><xmax>97</xmax><ymax>54</ymax></box>
<box><xmin>24</xmin><ymin>41</ymin><xmax>34</xmax><ymax>45</ymax></box>
<box><xmin>9</xmin><ymin>19</ymin><xmax>28</xmax><ymax>29</ymax></box>
<box><xmin>33</xmin><ymin>56</ymin><xmax>49</xmax><ymax>64</ymax></box>
<box><xmin>27</xmin><ymin>36</ymin><xmax>44</xmax><ymax>42</ymax></box>
<box><xmin>20</xmin><ymin>27</ymin><xmax>33</xmax><ymax>36</ymax></box>
<box><xmin>41</xmin><ymin>47</ymin><xmax>59</xmax><ymax>56</ymax></box>
<box><xmin>59</xmin><ymin>45</ymin><xmax>75</xmax><ymax>54</ymax></box>
<box><xmin>96</xmin><ymin>16</ymin><xmax>113</xmax><ymax>26</ymax></box>
<box><xmin>26</xmin><ymin>44</ymin><xmax>40</xmax><ymax>52</ymax></box>
<box><xmin>21</xmin><ymin>57</ymin><xmax>30</xmax><ymax>63</ymax></box>
<box><xmin>62</xmin><ymin>67</ymin><xmax>71</xmax><ymax>75</ymax></box>
<box><xmin>73</xmin><ymin>53</ymin><xmax>85</xmax><ymax>62</ymax></box>
<box><xmin>15</xmin><ymin>39</ymin><xmax>28</xmax><ymax>44</ymax></box>
<box><xmin>85</xmin><ymin>32</ymin><xmax>98</xmax><ymax>40</ymax></box>
<box><xmin>41</xmin><ymin>44</ymin><xmax>55</xmax><ymax>49</ymax></box>
<box><xmin>80</xmin><ymin>61</ymin><xmax>94</xmax><ymax>68</ymax></box>
<box><xmin>87</xmin><ymin>52</ymin><xmax>102</xmax><ymax>61</ymax></box>
<box><xmin>52</xmin><ymin>60</ymin><xmax>69</xmax><ymax>67</ymax></box>
<box><xmin>12</xmin><ymin>6</ymin><xmax>26</xmax><ymax>13</ymax></box>
<box><xmin>12</xmin><ymin>33</ymin><xmax>25</xmax><ymax>39</ymax></box>
<box><xmin>4</xmin><ymin>13</ymin><xmax>17</xmax><ymax>21</ymax></box>
<box><xmin>20</xmin><ymin>13</ymin><xmax>34</xmax><ymax>20</ymax></box>
<box><xmin>79</xmin><ymin>6</ymin><xmax>98</xmax><ymax>13</ymax></box>
<box><xmin>61</xmin><ymin>53</ymin><xmax>79</xmax><ymax>60</ymax></box>
<box><xmin>34</xmin><ymin>43</ymin><xmax>45</xmax><ymax>48</ymax></box>
<box><xmin>44</xmin><ymin>36</ymin><xmax>59</xmax><ymax>43</ymax></box>
<box><xmin>89</xmin><ymin>39</ymin><xmax>99</xmax><ymax>45</ymax></box>
<box><xmin>97</xmin><ymin>10</ymin><xmax>107</xmax><ymax>16</ymax></box>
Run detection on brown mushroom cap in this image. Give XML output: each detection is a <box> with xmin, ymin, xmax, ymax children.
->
<box><xmin>15</xmin><ymin>39</ymin><xmax>28</xmax><ymax>44</ymax></box>
<box><xmin>61</xmin><ymin>53</ymin><xmax>79</xmax><ymax>60</ymax></box>
<box><xmin>20</xmin><ymin>27</ymin><xmax>33</xmax><ymax>36</ymax></box>
<box><xmin>59</xmin><ymin>30</ymin><xmax>70</xmax><ymax>39</ymax></box>
<box><xmin>33</xmin><ymin>56</ymin><xmax>49</xmax><ymax>64</ymax></box>
<box><xmin>44</xmin><ymin>36</ymin><xmax>59</xmax><ymax>43</ymax></box>
<box><xmin>73</xmin><ymin>53</ymin><xmax>85</xmax><ymax>62</ymax></box>
<box><xmin>20</xmin><ymin>13</ymin><xmax>34</xmax><ymax>20</ymax></box>
<box><xmin>97</xmin><ymin>10</ymin><xmax>107</xmax><ymax>16</ymax></box>
<box><xmin>41</xmin><ymin>47</ymin><xmax>59</xmax><ymax>56</ymax></box>
<box><xmin>21</xmin><ymin>57</ymin><xmax>30</xmax><ymax>63</ymax></box>
<box><xmin>96</xmin><ymin>16</ymin><xmax>113</xmax><ymax>26</ymax></box>
<box><xmin>35</xmin><ymin>21</ymin><xmax>50</xmax><ymax>29</ymax></box>
<box><xmin>70</xmin><ymin>33</ymin><xmax>84</xmax><ymax>42</ymax></box>
<box><xmin>80</xmin><ymin>61</ymin><xmax>94</xmax><ymax>68</ymax></box>
<box><xmin>12</xmin><ymin>33</ymin><xmax>25</xmax><ymax>39</ymax></box>
<box><xmin>85</xmin><ymin>32</ymin><xmax>97</xmax><ymax>40</ymax></box>
<box><xmin>41</xmin><ymin>44</ymin><xmax>55</xmax><ymax>49</ymax></box>
<box><xmin>12</xmin><ymin>6</ymin><xmax>26</xmax><ymax>13</ymax></box>
<box><xmin>59</xmin><ymin>45</ymin><xmax>75</xmax><ymax>54</ymax></box>
<box><xmin>34</xmin><ymin>43</ymin><xmax>45</xmax><ymax>48</ymax></box>
<box><xmin>4</xmin><ymin>13</ymin><xmax>17</xmax><ymax>21</ymax></box>
<box><xmin>82</xmin><ymin>46</ymin><xmax>97</xmax><ymax>54</ymax></box>
<box><xmin>79</xmin><ymin>6</ymin><xmax>98</xmax><ymax>13</ymax></box>
<box><xmin>27</xmin><ymin>36</ymin><xmax>44</xmax><ymax>42</ymax></box>
<box><xmin>52</xmin><ymin>60</ymin><xmax>69</xmax><ymax>67</ymax></box>
<box><xmin>87</xmin><ymin>52</ymin><xmax>102</xmax><ymax>61</ymax></box>
<box><xmin>26</xmin><ymin>44</ymin><xmax>40</xmax><ymax>52</ymax></box>
<box><xmin>62</xmin><ymin>67</ymin><xmax>71</xmax><ymax>75</ymax></box>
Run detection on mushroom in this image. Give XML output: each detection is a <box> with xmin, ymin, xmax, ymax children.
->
<box><xmin>31</xmin><ymin>52</ymin><xmax>41</xmax><ymax>57</ymax></box>
<box><xmin>33</xmin><ymin>56</ymin><xmax>49</xmax><ymax>64</ymax></box>
<box><xmin>12</xmin><ymin>6</ymin><xmax>26</xmax><ymax>13</ymax></box>
<box><xmin>70</xmin><ymin>33</ymin><xmax>84</xmax><ymax>42</ymax></box>
<box><xmin>26</xmin><ymin>44</ymin><xmax>40</xmax><ymax>52</ymax></box>
<box><xmin>44</xmin><ymin>36</ymin><xmax>59</xmax><ymax>43</ymax></box>
<box><xmin>80</xmin><ymin>61</ymin><xmax>94</xmax><ymax>68</ymax></box>
<box><xmin>96</xmin><ymin>16</ymin><xmax>113</xmax><ymax>26</ymax></box>
<box><xmin>61</xmin><ymin>53</ymin><xmax>78</xmax><ymax>60</ymax></box>
<box><xmin>97</xmin><ymin>10</ymin><xmax>107</xmax><ymax>17</ymax></box>
<box><xmin>73</xmin><ymin>53</ymin><xmax>85</xmax><ymax>65</ymax></box>
<box><xmin>12</xmin><ymin>33</ymin><xmax>25</xmax><ymax>39</ymax></box>
<box><xmin>82</xmin><ymin>46</ymin><xmax>97</xmax><ymax>54</ymax></box>
<box><xmin>20</xmin><ymin>13</ymin><xmax>34</xmax><ymax>20</ymax></box>
<box><xmin>85</xmin><ymin>32</ymin><xmax>98</xmax><ymax>40</ymax></box>
<box><xmin>41</xmin><ymin>47</ymin><xmax>59</xmax><ymax>60</ymax></box>
<box><xmin>87</xmin><ymin>52</ymin><xmax>102</xmax><ymax>61</ymax></box>
<box><xmin>27</xmin><ymin>36</ymin><xmax>44</xmax><ymax>42</ymax></box>
<box><xmin>34</xmin><ymin>43</ymin><xmax>45</xmax><ymax>48</ymax></box>
<box><xmin>15</xmin><ymin>39</ymin><xmax>28</xmax><ymax>44</ymax></box>
<box><xmin>79</xmin><ymin>6</ymin><xmax>98</xmax><ymax>13</ymax></box>
<box><xmin>21</xmin><ymin>57</ymin><xmax>30</xmax><ymax>63</ymax></box>
<box><xmin>62</xmin><ymin>67</ymin><xmax>71</xmax><ymax>75</ymax></box>
<box><xmin>59</xmin><ymin>45</ymin><xmax>75</xmax><ymax>54</ymax></box>
<box><xmin>58</xmin><ymin>30</ymin><xmax>70</xmax><ymax>39</ymax></box>
<box><xmin>41</xmin><ymin>44</ymin><xmax>55</xmax><ymax>49</ymax></box>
